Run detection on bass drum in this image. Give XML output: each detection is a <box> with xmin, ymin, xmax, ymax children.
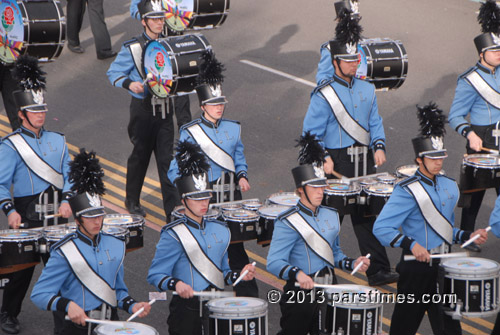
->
<box><xmin>143</xmin><ymin>33</ymin><xmax>211</xmax><ymax>98</ymax></box>
<box><xmin>163</xmin><ymin>0</ymin><xmax>230</xmax><ymax>32</ymax></box>
<box><xmin>356</xmin><ymin>38</ymin><xmax>408</xmax><ymax>91</ymax></box>
<box><xmin>0</xmin><ymin>0</ymin><xmax>65</xmax><ymax>64</ymax></box>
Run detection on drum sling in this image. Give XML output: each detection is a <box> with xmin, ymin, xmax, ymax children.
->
<box><xmin>284</xmin><ymin>213</ymin><xmax>335</xmax><ymax>268</ymax></box>
<box><xmin>59</xmin><ymin>241</ymin><xmax>117</xmax><ymax>307</ymax></box>
<box><xmin>465</xmin><ymin>71</ymin><xmax>500</xmax><ymax>110</ymax></box>
<box><xmin>406</xmin><ymin>181</ymin><xmax>453</xmax><ymax>245</ymax></box>
<box><xmin>187</xmin><ymin>124</ymin><xmax>236</xmax><ymax>172</ymax></box>
<box><xmin>171</xmin><ymin>224</ymin><xmax>225</xmax><ymax>289</ymax></box>
<box><xmin>319</xmin><ymin>85</ymin><xmax>370</xmax><ymax>146</ymax></box>
<box><xmin>8</xmin><ymin>134</ymin><xmax>64</xmax><ymax>189</ymax></box>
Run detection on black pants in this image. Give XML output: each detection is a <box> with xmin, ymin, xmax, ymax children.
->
<box><xmin>173</xmin><ymin>95</ymin><xmax>191</xmax><ymax>131</ymax></box>
<box><xmin>278</xmin><ymin>271</ymin><xmax>337</xmax><ymax>335</ymax></box>
<box><xmin>66</xmin><ymin>0</ymin><xmax>112</xmax><ymax>56</ymax></box>
<box><xmin>390</xmin><ymin>254</ymin><xmax>461</xmax><ymax>335</ymax></box>
<box><xmin>0</xmin><ymin>63</ymin><xmax>20</xmax><ymax>130</ymax></box>
<box><xmin>209</xmin><ymin>185</ymin><xmax>258</xmax><ymax>298</ymax></box>
<box><xmin>327</xmin><ymin>147</ymin><xmax>391</xmax><ymax>277</ymax></box>
<box><xmin>492</xmin><ymin>312</ymin><xmax>500</xmax><ymax>335</ymax></box>
<box><xmin>460</xmin><ymin>188</ymin><xmax>500</xmax><ymax>231</ymax></box>
<box><xmin>126</xmin><ymin>97</ymin><xmax>179</xmax><ymax>218</ymax></box>
<box><xmin>168</xmin><ymin>295</ymin><xmax>207</xmax><ymax>335</ymax></box>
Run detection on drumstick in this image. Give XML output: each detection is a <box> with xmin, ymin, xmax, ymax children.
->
<box><xmin>64</xmin><ymin>316</ymin><xmax>125</xmax><ymax>327</ymax></box>
<box><xmin>126</xmin><ymin>299</ymin><xmax>156</xmax><ymax>322</ymax></box>
<box><xmin>404</xmin><ymin>252</ymin><xmax>469</xmax><ymax>261</ymax></box>
<box><xmin>480</xmin><ymin>146</ymin><xmax>500</xmax><ymax>154</ymax></box>
<box><xmin>350</xmin><ymin>253</ymin><xmax>371</xmax><ymax>275</ymax></box>
<box><xmin>461</xmin><ymin>226</ymin><xmax>491</xmax><ymax>249</ymax></box>
<box><xmin>294</xmin><ymin>282</ymin><xmax>367</xmax><ymax>293</ymax></box>
<box><xmin>142</xmin><ymin>73</ymin><xmax>153</xmax><ymax>85</ymax></box>
<box><xmin>172</xmin><ymin>290</ymin><xmax>235</xmax><ymax>298</ymax></box>
<box><xmin>44</xmin><ymin>213</ymin><xmax>62</xmax><ymax>219</ymax></box>
<box><xmin>232</xmin><ymin>262</ymin><xmax>256</xmax><ymax>287</ymax></box>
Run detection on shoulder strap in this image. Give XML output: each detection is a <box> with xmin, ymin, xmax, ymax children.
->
<box><xmin>465</xmin><ymin>70</ymin><xmax>500</xmax><ymax>110</ymax></box>
<box><xmin>186</xmin><ymin>124</ymin><xmax>236</xmax><ymax>172</ymax></box>
<box><xmin>319</xmin><ymin>85</ymin><xmax>370</xmax><ymax>145</ymax></box>
<box><xmin>171</xmin><ymin>224</ymin><xmax>225</xmax><ymax>289</ymax></box>
<box><xmin>284</xmin><ymin>212</ymin><xmax>335</xmax><ymax>268</ymax></box>
<box><xmin>128</xmin><ymin>35</ymin><xmax>146</xmax><ymax>79</ymax></box>
<box><xmin>405</xmin><ymin>181</ymin><xmax>453</xmax><ymax>245</ymax></box>
<box><xmin>59</xmin><ymin>240</ymin><xmax>117</xmax><ymax>307</ymax></box>
<box><xmin>8</xmin><ymin>134</ymin><xmax>64</xmax><ymax>189</ymax></box>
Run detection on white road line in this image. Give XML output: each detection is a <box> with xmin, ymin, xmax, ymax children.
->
<box><xmin>240</xmin><ymin>59</ymin><xmax>316</xmax><ymax>88</ymax></box>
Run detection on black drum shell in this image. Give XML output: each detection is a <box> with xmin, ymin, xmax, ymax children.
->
<box><xmin>362</xmin><ymin>192</ymin><xmax>391</xmax><ymax>217</ymax></box>
<box><xmin>256</xmin><ymin>216</ymin><xmax>274</xmax><ymax>246</ymax></box>
<box><xmin>0</xmin><ymin>236</ymin><xmax>41</xmax><ymax>273</ymax></box>
<box><xmin>209</xmin><ymin>314</ymin><xmax>265</xmax><ymax>335</ymax></box>
<box><xmin>325</xmin><ymin>305</ymin><xmax>382</xmax><ymax>335</ymax></box>
<box><xmin>459</xmin><ymin>164</ymin><xmax>500</xmax><ymax>192</ymax></box>
<box><xmin>224</xmin><ymin>218</ymin><xmax>258</xmax><ymax>244</ymax></box>
<box><xmin>322</xmin><ymin>193</ymin><xmax>358</xmax><ymax>216</ymax></box>
<box><xmin>190</xmin><ymin>0</ymin><xmax>229</xmax><ymax>29</ymax></box>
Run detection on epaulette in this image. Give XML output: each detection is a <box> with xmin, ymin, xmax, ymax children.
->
<box><xmin>161</xmin><ymin>218</ymin><xmax>184</xmax><ymax>233</ymax></box>
<box><xmin>437</xmin><ymin>174</ymin><xmax>455</xmax><ymax>182</ymax></box>
<box><xmin>459</xmin><ymin>66</ymin><xmax>477</xmax><ymax>79</ymax></box>
<box><xmin>51</xmin><ymin>232</ymin><xmax>78</xmax><ymax>250</ymax></box>
<box><xmin>124</xmin><ymin>36</ymin><xmax>140</xmax><ymax>47</ymax></box>
<box><xmin>398</xmin><ymin>175</ymin><xmax>419</xmax><ymax>188</ymax></box>
<box><xmin>1</xmin><ymin>128</ymin><xmax>21</xmax><ymax>141</ymax></box>
<box><xmin>209</xmin><ymin>219</ymin><xmax>228</xmax><ymax>227</ymax></box>
<box><xmin>277</xmin><ymin>206</ymin><xmax>299</xmax><ymax>221</ymax></box>
<box><xmin>44</xmin><ymin>130</ymin><xmax>65</xmax><ymax>136</ymax></box>
<box><xmin>320</xmin><ymin>40</ymin><xmax>332</xmax><ymax>50</ymax></box>
<box><xmin>319</xmin><ymin>204</ymin><xmax>338</xmax><ymax>213</ymax></box>
<box><xmin>180</xmin><ymin>118</ymin><xmax>201</xmax><ymax>131</ymax></box>
<box><xmin>101</xmin><ymin>231</ymin><xmax>126</xmax><ymax>242</ymax></box>
<box><xmin>312</xmin><ymin>79</ymin><xmax>335</xmax><ymax>94</ymax></box>
<box><xmin>220</xmin><ymin>118</ymin><xmax>240</xmax><ymax>125</ymax></box>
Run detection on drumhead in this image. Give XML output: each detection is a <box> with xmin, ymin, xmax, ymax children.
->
<box><xmin>220</xmin><ymin>203</ymin><xmax>242</xmax><ymax>212</ymax></box>
<box><xmin>257</xmin><ymin>205</ymin><xmax>288</xmax><ymax>219</ymax></box>
<box><xmin>94</xmin><ymin>322</ymin><xmax>158</xmax><ymax>335</ymax></box>
<box><xmin>357</xmin><ymin>177</ymin><xmax>378</xmax><ymax>187</ymax></box>
<box><xmin>325</xmin><ymin>284</ymin><xmax>381</xmax><ymax>308</ymax></box>
<box><xmin>44</xmin><ymin>225</ymin><xmax>77</xmax><ymax>242</ymax></box>
<box><xmin>163</xmin><ymin>0</ymin><xmax>194</xmax><ymax>32</ymax></box>
<box><xmin>364</xmin><ymin>183</ymin><xmax>393</xmax><ymax>196</ymax></box>
<box><xmin>324</xmin><ymin>180</ymin><xmax>361</xmax><ymax>196</ymax></box>
<box><xmin>395</xmin><ymin>164</ymin><xmax>417</xmax><ymax>178</ymax></box>
<box><xmin>143</xmin><ymin>39</ymin><xmax>174</xmax><ymax>98</ymax></box>
<box><xmin>0</xmin><ymin>0</ymin><xmax>24</xmax><ymax>64</ymax></box>
<box><xmin>376</xmin><ymin>174</ymin><xmax>397</xmax><ymax>184</ymax></box>
<box><xmin>104</xmin><ymin>214</ymin><xmax>145</xmax><ymax>228</ymax></box>
<box><xmin>267</xmin><ymin>192</ymin><xmax>299</xmax><ymax>207</ymax></box>
<box><xmin>242</xmin><ymin>200</ymin><xmax>263</xmax><ymax>211</ymax></box>
<box><xmin>102</xmin><ymin>225</ymin><xmax>129</xmax><ymax>238</ymax></box>
<box><xmin>222</xmin><ymin>209</ymin><xmax>259</xmax><ymax>223</ymax></box>
<box><xmin>464</xmin><ymin>154</ymin><xmax>500</xmax><ymax>168</ymax></box>
<box><xmin>0</xmin><ymin>229</ymin><xmax>41</xmax><ymax>241</ymax></box>
<box><xmin>207</xmin><ymin>297</ymin><xmax>268</xmax><ymax>318</ymax></box>
<box><xmin>442</xmin><ymin>257</ymin><xmax>500</xmax><ymax>276</ymax></box>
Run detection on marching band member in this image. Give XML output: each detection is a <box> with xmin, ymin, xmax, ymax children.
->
<box><xmin>31</xmin><ymin>149</ymin><xmax>151</xmax><ymax>335</ymax></box>
<box><xmin>107</xmin><ymin>0</ymin><xmax>179</xmax><ymax>220</ymax></box>
<box><xmin>0</xmin><ymin>55</ymin><xmax>73</xmax><ymax>334</ymax></box>
<box><xmin>148</xmin><ymin>140</ymin><xmax>255</xmax><ymax>335</ymax></box>
<box><xmin>167</xmin><ymin>50</ymin><xmax>258</xmax><ymax>297</ymax></box>
<box><xmin>374</xmin><ymin>103</ymin><xmax>488</xmax><ymax>335</ymax></box>
<box><xmin>303</xmin><ymin>12</ymin><xmax>397</xmax><ymax>287</ymax></box>
<box><xmin>267</xmin><ymin>132</ymin><xmax>369</xmax><ymax>335</ymax></box>
<box><xmin>448</xmin><ymin>0</ymin><xmax>500</xmax><ymax>252</ymax></box>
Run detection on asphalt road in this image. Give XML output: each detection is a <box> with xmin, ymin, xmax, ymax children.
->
<box><xmin>0</xmin><ymin>0</ymin><xmax>499</xmax><ymax>334</ymax></box>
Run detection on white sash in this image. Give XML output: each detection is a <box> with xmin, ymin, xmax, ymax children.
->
<box><xmin>319</xmin><ymin>85</ymin><xmax>370</xmax><ymax>146</ymax></box>
<box><xmin>172</xmin><ymin>224</ymin><xmax>225</xmax><ymax>289</ymax></box>
<box><xmin>187</xmin><ymin>124</ymin><xmax>236</xmax><ymax>173</ymax></box>
<box><xmin>59</xmin><ymin>241</ymin><xmax>117</xmax><ymax>307</ymax></box>
<box><xmin>129</xmin><ymin>41</ymin><xmax>146</xmax><ymax>79</ymax></box>
<box><xmin>465</xmin><ymin>71</ymin><xmax>500</xmax><ymax>110</ymax></box>
<box><xmin>285</xmin><ymin>212</ymin><xmax>335</xmax><ymax>268</ymax></box>
<box><xmin>406</xmin><ymin>181</ymin><xmax>453</xmax><ymax>245</ymax></box>
<box><xmin>8</xmin><ymin>134</ymin><xmax>64</xmax><ymax>189</ymax></box>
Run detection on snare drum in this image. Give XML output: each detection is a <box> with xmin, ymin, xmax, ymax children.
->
<box><xmin>256</xmin><ymin>205</ymin><xmax>288</xmax><ymax>246</ymax></box>
<box><xmin>267</xmin><ymin>192</ymin><xmax>299</xmax><ymax>207</ymax></box>
<box><xmin>0</xmin><ymin>0</ymin><xmax>65</xmax><ymax>64</ymax></box>
<box><xmin>142</xmin><ymin>33</ymin><xmax>211</xmax><ymax>98</ymax></box>
<box><xmin>102</xmin><ymin>225</ymin><xmax>129</xmax><ymax>243</ymax></box>
<box><xmin>222</xmin><ymin>209</ymin><xmax>258</xmax><ymax>244</ymax></box>
<box><xmin>376</xmin><ymin>174</ymin><xmax>397</xmax><ymax>185</ymax></box>
<box><xmin>362</xmin><ymin>183</ymin><xmax>393</xmax><ymax>216</ymax></box>
<box><xmin>0</xmin><ymin>229</ymin><xmax>41</xmax><ymax>274</ymax></box>
<box><xmin>163</xmin><ymin>0</ymin><xmax>229</xmax><ymax>32</ymax></box>
<box><xmin>396</xmin><ymin>164</ymin><xmax>445</xmax><ymax>178</ymax></box>
<box><xmin>323</xmin><ymin>180</ymin><xmax>361</xmax><ymax>216</ymax></box>
<box><xmin>171</xmin><ymin>206</ymin><xmax>220</xmax><ymax>220</ymax></box>
<box><xmin>103</xmin><ymin>214</ymin><xmax>145</xmax><ymax>252</ymax></box>
<box><xmin>441</xmin><ymin>257</ymin><xmax>500</xmax><ymax>318</ymax></box>
<box><xmin>40</xmin><ymin>224</ymin><xmax>76</xmax><ymax>254</ymax></box>
<box><xmin>219</xmin><ymin>203</ymin><xmax>242</xmax><ymax>213</ymax></box>
<box><xmin>460</xmin><ymin>154</ymin><xmax>500</xmax><ymax>192</ymax></box>
<box><xmin>356</xmin><ymin>38</ymin><xmax>408</xmax><ymax>91</ymax></box>
<box><xmin>242</xmin><ymin>200</ymin><xmax>262</xmax><ymax>212</ymax></box>
<box><xmin>325</xmin><ymin>285</ymin><xmax>383</xmax><ymax>335</ymax></box>
<box><xmin>94</xmin><ymin>321</ymin><xmax>158</xmax><ymax>335</ymax></box>
<box><xmin>207</xmin><ymin>297</ymin><xmax>268</xmax><ymax>335</ymax></box>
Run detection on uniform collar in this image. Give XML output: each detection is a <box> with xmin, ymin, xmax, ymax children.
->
<box><xmin>476</xmin><ymin>61</ymin><xmax>500</xmax><ymax>75</ymax></box>
<box><xmin>142</xmin><ymin>32</ymin><xmax>163</xmax><ymax>41</ymax></box>
<box><xmin>201</xmin><ymin>113</ymin><xmax>221</xmax><ymax>128</ymax></box>
<box><xmin>76</xmin><ymin>229</ymin><xmax>101</xmax><ymax>247</ymax></box>
<box><xmin>416</xmin><ymin>169</ymin><xmax>435</xmax><ymax>187</ymax></box>
<box><xmin>332</xmin><ymin>73</ymin><xmax>354</xmax><ymax>88</ymax></box>
<box><xmin>184</xmin><ymin>215</ymin><xmax>205</xmax><ymax>230</ymax></box>
<box><xmin>20</xmin><ymin>126</ymin><xmax>44</xmax><ymax>139</ymax></box>
<box><xmin>298</xmin><ymin>201</ymin><xmax>319</xmax><ymax>217</ymax></box>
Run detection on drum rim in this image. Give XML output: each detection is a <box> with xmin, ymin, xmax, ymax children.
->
<box><xmin>363</xmin><ymin>183</ymin><xmax>394</xmax><ymax>195</ymax></box>
<box><xmin>464</xmin><ymin>154</ymin><xmax>500</xmax><ymax>168</ymax></box>
<box><xmin>222</xmin><ymin>209</ymin><xmax>259</xmax><ymax>222</ymax></box>
<box><xmin>207</xmin><ymin>297</ymin><xmax>268</xmax><ymax>316</ymax></box>
<box><xmin>257</xmin><ymin>205</ymin><xmax>289</xmax><ymax>218</ymax></box>
<box><xmin>325</xmin><ymin>284</ymin><xmax>383</xmax><ymax>308</ymax></box>
<box><xmin>441</xmin><ymin>257</ymin><xmax>500</xmax><ymax>275</ymax></box>
<box><xmin>0</xmin><ymin>229</ymin><xmax>42</xmax><ymax>240</ymax></box>
<box><xmin>94</xmin><ymin>321</ymin><xmax>158</xmax><ymax>334</ymax></box>
<box><xmin>104</xmin><ymin>213</ymin><xmax>145</xmax><ymax>223</ymax></box>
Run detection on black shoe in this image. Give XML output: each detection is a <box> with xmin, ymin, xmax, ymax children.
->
<box><xmin>125</xmin><ymin>200</ymin><xmax>146</xmax><ymax>217</ymax></box>
<box><xmin>368</xmin><ymin>270</ymin><xmax>399</xmax><ymax>286</ymax></box>
<box><xmin>464</xmin><ymin>242</ymin><xmax>481</xmax><ymax>252</ymax></box>
<box><xmin>68</xmin><ymin>44</ymin><xmax>84</xmax><ymax>53</ymax></box>
<box><xmin>97</xmin><ymin>51</ymin><xmax>117</xmax><ymax>60</ymax></box>
<box><xmin>1</xmin><ymin>313</ymin><xmax>20</xmax><ymax>334</ymax></box>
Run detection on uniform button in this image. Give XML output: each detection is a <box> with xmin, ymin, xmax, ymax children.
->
<box><xmin>202</xmin><ymin>231</ymin><xmax>206</xmax><ymax>235</ymax></box>
<box><xmin>96</xmin><ymin>249</ymin><xmax>99</xmax><ymax>252</ymax></box>
<box><xmin>208</xmin><ymin>245</ymin><xmax>211</xmax><ymax>249</ymax></box>
<box><xmin>219</xmin><ymin>141</ymin><xmax>223</xmax><ymax>144</ymax></box>
<box><xmin>43</xmin><ymin>153</ymin><xmax>46</xmax><ymax>156</ymax></box>
<box><xmin>354</xmin><ymin>105</ymin><xmax>357</xmax><ymax>108</ymax></box>
<box><xmin>216</xmin><ymin>130</ymin><xmax>219</xmax><ymax>133</ymax></box>
<box><xmin>99</xmin><ymin>261</ymin><xmax>103</xmax><ymax>265</ymax></box>
<box><xmin>442</xmin><ymin>203</ymin><xmax>445</xmax><ymax>206</ymax></box>
<box><xmin>321</xmin><ymin>229</ymin><xmax>325</xmax><ymax>232</ymax></box>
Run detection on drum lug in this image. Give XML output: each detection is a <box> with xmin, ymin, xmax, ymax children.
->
<box><xmin>17</xmin><ymin>242</ymin><xmax>22</xmax><ymax>254</ymax></box>
<box><xmin>240</xmin><ymin>223</ymin><xmax>244</xmax><ymax>233</ymax></box>
<box><xmin>358</xmin><ymin>195</ymin><xmax>366</xmax><ymax>205</ymax></box>
<box><xmin>256</xmin><ymin>223</ymin><xmax>261</xmax><ymax>236</ymax></box>
<box><xmin>473</xmin><ymin>168</ymin><xmax>477</xmax><ymax>178</ymax></box>
<box><xmin>0</xmin><ymin>244</ymin><xmax>2</xmax><ymax>254</ymax></box>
